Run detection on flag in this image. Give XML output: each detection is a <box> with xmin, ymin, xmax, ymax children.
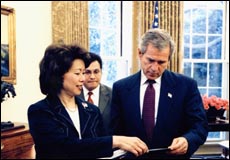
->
<box><xmin>152</xmin><ymin>1</ymin><xmax>159</xmax><ymax>28</ymax></box>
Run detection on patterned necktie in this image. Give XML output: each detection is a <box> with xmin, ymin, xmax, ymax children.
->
<box><xmin>142</xmin><ymin>80</ymin><xmax>156</xmax><ymax>141</ymax></box>
<box><xmin>87</xmin><ymin>91</ymin><xmax>94</xmax><ymax>104</ymax></box>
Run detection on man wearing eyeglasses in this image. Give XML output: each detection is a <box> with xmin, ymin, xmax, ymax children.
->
<box><xmin>79</xmin><ymin>52</ymin><xmax>112</xmax><ymax>134</ymax></box>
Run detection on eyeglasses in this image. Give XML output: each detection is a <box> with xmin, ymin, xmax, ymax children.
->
<box><xmin>85</xmin><ymin>69</ymin><xmax>101</xmax><ymax>76</ymax></box>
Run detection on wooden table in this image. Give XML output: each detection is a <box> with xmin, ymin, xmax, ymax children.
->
<box><xmin>1</xmin><ymin>122</ymin><xmax>35</xmax><ymax>159</ymax></box>
<box><xmin>208</xmin><ymin>120</ymin><xmax>229</xmax><ymax>132</ymax></box>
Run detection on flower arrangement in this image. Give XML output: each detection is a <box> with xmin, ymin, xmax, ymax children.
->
<box><xmin>201</xmin><ymin>94</ymin><xmax>229</xmax><ymax>111</ymax></box>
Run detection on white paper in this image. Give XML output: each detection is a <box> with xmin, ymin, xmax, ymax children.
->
<box><xmin>148</xmin><ymin>148</ymin><xmax>171</xmax><ymax>152</ymax></box>
<box><xmin>98</xmin><ymin>149</ymin><xmax>127</xmax><ymax>159</ymax></box>
<box><xmin>218</xmin><ymin>140</ymin><xmax>229</xmax><ymax>149</ymax></box>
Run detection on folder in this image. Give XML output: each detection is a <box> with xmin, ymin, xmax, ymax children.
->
<box><xmin>99</xmin><ymin>149</ymin><xmax>127</xmax><ymax>159</ymax></box>
<box><xmin>148</xmin><ymin>148</ymin><xmax>171</xmax><ymax>153</ymax></box>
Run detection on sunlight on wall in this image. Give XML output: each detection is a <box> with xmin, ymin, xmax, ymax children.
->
<box><xmin>1</xmin><ymin>1</ymin><xmax>52</xmax><ymax>123</ymax></box>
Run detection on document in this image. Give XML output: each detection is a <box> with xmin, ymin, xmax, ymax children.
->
<box><xmin>218</xmin><ymin>140</ymin><xmax>229</xmax><ymax>149</ymax></box>
<box><xmin>148</xmin><ymin>148</ymin><xmax>171</xmax><ymax>153</ymax></box>
<box><xmin>99</xmin><ymin>148</ymin><xmax>171</xmax><ymax>159</ymax></box>
<box><xmin>99</xmin><ymin>149</ymin><xmax>127</xmax><ymax>159</ymax></box>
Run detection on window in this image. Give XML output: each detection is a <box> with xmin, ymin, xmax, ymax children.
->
<box><xmin>89</xmin><ymin>1</ymin><xmax>229</xmax><ymax>140</ymax></box>
<box><xmin>183</xmin><ymin>1</ymin><xmax>228</xmax><ymax>140</ymax></box>
<box><xmin>88</xmin><ymin>1</ymin><xmax>132</xmax><ymax>87</ymax></box>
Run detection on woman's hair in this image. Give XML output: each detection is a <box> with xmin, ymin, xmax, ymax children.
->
<box><xmin>39</xmin><ymin>43</ymin><xmax>90</xmax><ymax>96</ymax></box>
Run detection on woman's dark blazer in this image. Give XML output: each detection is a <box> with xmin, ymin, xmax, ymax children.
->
<box><xmin>27</xmin><ymin>95</ymin><xmax>113</xmax><ymax>159</ymax></box>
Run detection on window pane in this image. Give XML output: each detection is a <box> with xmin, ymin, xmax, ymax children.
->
<box><xmin>208</xmin><ymin>88</ymin><xmax>221</xmax><ymax>97</ymax></box>
<box><xmin>184</xmin><ymin>35</ymin><xmax>190</xmax><ymax>59</ymax></box>
<box><xmin>89</xmin><ymin>2</ymin><xmax>100</xmax><ymax>26</ymax></box>
<box><xmin>192</xmin><ymin>9</ymin><xmax>206</xmax><ymax>34</ymax></box>
<box><xmin>101</xmin><ymin>29</ymin><xmax>118</xmax><ymax>56</ymax></box>
<box><xmin>184</xmin><ymin>10</ymin><xmax>191</xmax><ymax>33</ymax></box>
<box><xmin>192</xmin><ymin>36</ymin><xmax>206</xmax><ymax>59</ymax></box>
<box><xmin>193</xmin><ymin>63</ymin><xmax>207</xmax><ymax>86</ymax></box>
<box><xmin>208</xmin><ymin>132</ymin><xmax>221</xmax><ymax>140</ymax></box>
<box><xmin>209</xmin><ymin>63</ymin><xmax>222</xmax><ymax>87</ymax></box>
<box><xmin>89</xmin><ymin>1</ymin><xmax>123</xmax><ymax>87</ymax></box>
<box><xmin>183</xmin><ymin>1</ymin><xmax>225</xmax><ymax>141</ymax></box>
<box><xmin>199</xmin><ymin>88</ymin><xmax>207</xmax><ymax>95</ymax></box>
<box><xmin>101</xmin><ymin>1</ymin><xmax>118</xmax><ymax>29</ymax></box>
<box><xmin>183</xmin><ymin>62</ymin><xmax>191</xmax><ymax>76</ymax></box>
<box><xmin>208</xmin><ymin>10</ymin><xmax>223</xmax><ymax>34</ymax></box>
<box><xmin>89</xmin><ymin>29</ymin><xmax>101</xmax><ymax>54</ymax></box>
<box><xmin>208</xmin><ymin>36</ymin><xmax>222</xmax><ymax>59</ymax></box>
<box><xmin>102</xmin><ymin>59</ymin><xmax>128</xmax><ymax>87</ymax></box>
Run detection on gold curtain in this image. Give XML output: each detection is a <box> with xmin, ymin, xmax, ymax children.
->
<box><xmin>132</xmin><ymin>1</ymin><xmax>184</xmax><ymax>73</ymax></box>
<box><xmin>52</xmin><ymin>1</ymin><xmax>89</xmax><ymax>50</ymax></box>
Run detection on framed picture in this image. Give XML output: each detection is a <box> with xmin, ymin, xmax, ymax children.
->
<box><xmin>1</xmin><ymin>5</ymin><xmax>16</xmax><ymax>84</ymax></box>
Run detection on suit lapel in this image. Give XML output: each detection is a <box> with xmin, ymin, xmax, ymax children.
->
<box><xmin>98</xmin><ymin>85</ymin><xmax>110</xmax><ymax>113</ymax></box>
<box><xmin>56</xmin><ymin>105</ymin><xmax>74</xmax><ymax>124</ymax></box>
<box><xmin>125</xmin><ymin>72</ymin><xmax>143</xmax><ymax>128</ymax></box>
<box><xmin>78</xmin><ymin>103</ymin><xmax>91</xmax><ymax>135</ymax></box>
<box><xmin>48</xmin><ymin>96</ymin><xmax>75</xmax><ymax>126</ymax></box>
<box><xmin>51</xmin><ymin>96</ymin><xmax>92</xmax><ymax>137</ymax></box>
<box><xmin>156</xmin><ymin>70</ymin><xmax>176</xmax><ymax>126</ymax></box>
<box><xmin>76</xmin><ymin>98</ymin><xmax>97</xmax><ymax>136</ymax></box>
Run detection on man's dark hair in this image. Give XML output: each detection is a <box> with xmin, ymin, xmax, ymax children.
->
<box><xmin>88</xmin><ymin>52</ymin><xmax>103</xmax><ymax>69</ymax></box>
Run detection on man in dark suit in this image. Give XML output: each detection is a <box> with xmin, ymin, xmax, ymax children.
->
<box><xmin>79</xmin><ymin>52</ymin><xmax>112</xmax><ymax>134</ymax></box>
<box><xmin>110</xmin><ymin>28</ymin><xmax>209</xmax><ymax>159</ymax></box>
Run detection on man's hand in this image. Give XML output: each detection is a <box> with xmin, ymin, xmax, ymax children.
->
<box><xmin>168</xmin><ymin>137</ymin><xmax>188</xmax><ymax>155</ymax></box>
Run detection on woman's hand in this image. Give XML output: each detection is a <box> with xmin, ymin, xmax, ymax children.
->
<box><xmin>112</xmin><ymin>136</ymin><xmax>149</xmax><ymax>157</ymax></box>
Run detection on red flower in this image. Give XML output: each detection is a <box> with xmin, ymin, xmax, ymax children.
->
<box><xmin>201</xmin><ymin>95</ymin><xmax>229</xmax><ymax>110</ymax></box>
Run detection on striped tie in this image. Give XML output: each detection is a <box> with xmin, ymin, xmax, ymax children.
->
<box><xmin>87</xmin><ymin>91</ymin><xmax>94</xmax><ymax>104</ymax></box>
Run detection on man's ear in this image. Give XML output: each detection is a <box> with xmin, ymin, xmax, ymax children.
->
<box><xmin>137</xmin><ymin>48</ymin><xmax>142</xmax><ymax>57</ymax></box>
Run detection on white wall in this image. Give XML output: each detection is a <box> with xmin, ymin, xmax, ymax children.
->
<box><xmin>1</xmin><ymin>1</ymin><xmax>52</xmax><ymax>123</ymax></box>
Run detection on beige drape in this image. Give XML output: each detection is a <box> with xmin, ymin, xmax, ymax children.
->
<box><xmin>51</xmin><ymin>1</ymin><xmax>183</xmax><ymax>73</ymax></box>
<box><xmin>132</xmin><ymin>1</ymin><xmax>184</xmax><ymax>73</ymax></box>
<box><xmin>52</xmin><ymin>1</ymin><xmax>89</xmax><ymax>50</ymax></box>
